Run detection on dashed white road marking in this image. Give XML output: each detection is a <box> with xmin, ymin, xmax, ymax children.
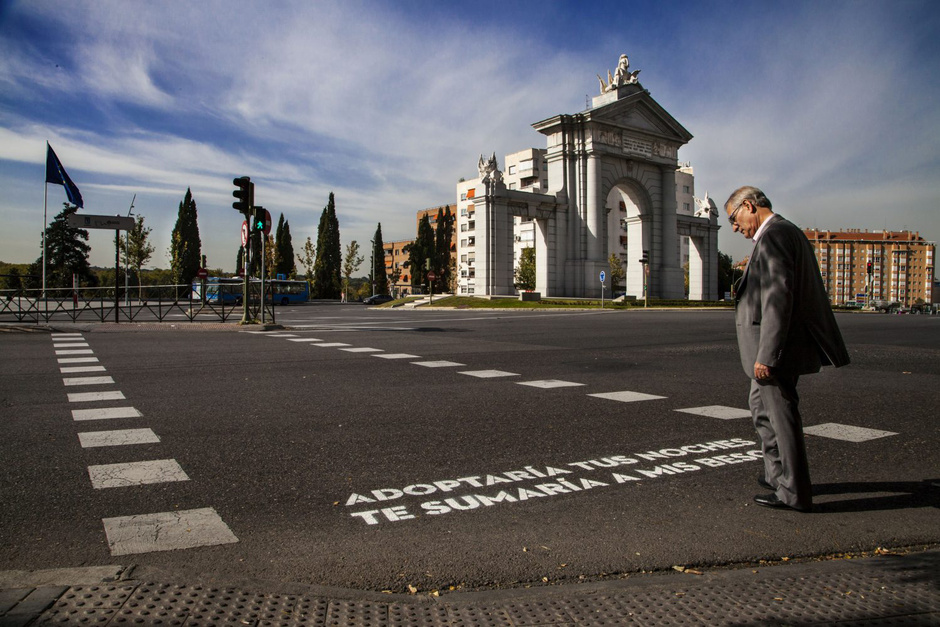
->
<box><xmin>78</xmin><ymin>428</ymin><xmax>160</xmax><ymax>448</ymax></box>
<box><xmin>374</xmin><ymin>353</ymin><xmax>420</xmax><ymax>359</ymax></box>
<box><xmin>803</xmin><ymin>423</ymin><xmax>898</xmax><ymax>442</ymax></box>
<box><xmin>63</xmin><ymin>376</ymin><xmax>115</xmax><ymax>386</ymax></box>
<box><xmin>314</xmin><ymin>342</ymin><xmax>352</xmax><ymax>348</ymax></box>
<box><xmin>72</xmin><ymin>407</ymin><xmax>144</xmax><ymax>421</ymax></box>
<box><xmin>58</xmin><ymin>357</ymin><xmax>99</xmax><ymax>364</ymax></box>
<box><xmin>51</xmin><ymin>333</ymin><xmax>84</xmax><ymax>339</ymax></box>
<box><xmin>103</xmin><ymin>507</ymin><xmax>238</xmax><ymax>556</ymax></box>
<box><xmin>53</xmin><ymin>343</ymin><xmax>89</xmax><ymax>348</ymax></box>
<box><xmin>56</xmin><ymin>349</ymin><xmax>94</xmax><ymax>355</ymax></box>
<box><xmin>340</xmin><ymin>347</ymin><xmax>383</xmax><ymax>353</ymax></box>
<box><xmin>459</xmin><ymin>369</ymin><xmax>519</xmax><ymax>378</ymax></box>
<box><xmin>675</xmin><ymin>405</ymin><xmax>751</xmax><ymax>420</ymax></box>
<box><xmin>68</xmin><ymin>391</ymin><xmax>126</xmax><ymax>403</ymax></box>
<box><xmin>411</xmin><ymin>360</ymin><xmax>465</xmax><ymax>368</ymax></box>
<box><xmin>88</xmin><ymin>458</ymin><xmax>189</xmax><ymax>489</ymax></box>
<box><xmin>287</xmin><ymin>338</ymin><xmax>324</xmax><ymax>342</ymax></box>
<box><xmin>588</xmin><ymin>391</ymin><xmax>667</xmax><ymax>403</ymax></box>
<box><xmin>517</xmin><ymin>379</ymin><xmax>585</xmax><ymax>389</ymax></box>
<box><xmin>264</xmin><ymin>333</ymin><xmax>297</xmax><ymax>337</ymax></box>
<box><xmin>60</xmin><ymin>365</ymin><xmax>107</xmax><ymax>374</ymax></box>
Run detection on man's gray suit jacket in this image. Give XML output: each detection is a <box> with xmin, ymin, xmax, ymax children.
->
<box><xmin>734</xmin><ymin>215</ymin><xmax>850</xmax><ymax>377</ymax></box>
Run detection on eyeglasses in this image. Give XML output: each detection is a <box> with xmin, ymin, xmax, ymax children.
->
<box><xmin>728</xmin><ymin>202</ymin><xmax>744</xmax><ymax>226</ymax></box>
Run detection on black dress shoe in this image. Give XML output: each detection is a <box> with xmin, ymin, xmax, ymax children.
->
<box><xmin>753</xmin><ymin>493</ymin><xmax>811</xmax><ymax>512</ymax></box>
<box><xmin>758</xmin><ymin>476</ymin><xmax>774</xmax><ymax>490</ymax></box>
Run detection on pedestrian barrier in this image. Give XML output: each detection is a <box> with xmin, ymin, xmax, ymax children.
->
<box><xmin>0</xmin><ymin>283</ymin><xmax>275</xmax><ymax>324</ymax></box>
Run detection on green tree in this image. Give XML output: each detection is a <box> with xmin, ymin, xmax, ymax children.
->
<box><xmin>433</xmin><ymin>206</ymin><xmax>454</xmax><ymax>292</ymax></box>
<box><xmin>343</xmin><ymin>240</ymin><xmax>364</xmax><ymax>302</ymax></box>
<box><xmin>608</xmin><ymin>253</ymin><xmax>625</xmax><ymax>293</ymax></box>
<box><xmin>407</xmin><ymin>214</ymin><xmax>435</xmax><ymax>291</ymax></box>
<box><xmin>33</xmin><ymin>203</ymin><xmax>98</xmax><ymax>290</ymax></box>
<box><xmin>123</xmin><ymin>214</ymin><xmax>155</xmax><ymax>299</ymax></box>
<box><xmin>275</xmin><ymin>216</ymin><xmax>296</xmax><ymax>278</ymax></box>
<box><xmin>311</xmin><ymin>192</ymin><xmax>341</xmax><ymax>299</ymax></box>
<box><xmin>717</xmin><ymin>251</ymin><xmax>735</xmax><ymax>298</ymax></box>
<box><xmin>297</xmin><ymin>237</ymin><xmax>315</xmax><ymax>281</ymax></box>
<box><xmin>169</xmin><ymin>188</ymin><xmax>201</xmax><ymax>289</ymax></box>
<box><xmin>2</xmin><ymin>267</ymin><xmax>23</xmax><ymax>292</ymax></box>
<box><xmin>372</xmin><ymin>223</ymin><xmax>388</xmax><ymax>295</ymax></box>
<box><xmin>514</xmin><ymin>247</ymin><xmax>536</xmax><ymax>291</ymax></box>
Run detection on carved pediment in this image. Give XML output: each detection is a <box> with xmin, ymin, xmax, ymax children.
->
<box><xmin>588</xmin><ymin>93</ymin><xmax>692</xmax><ymax>144</ymax></box>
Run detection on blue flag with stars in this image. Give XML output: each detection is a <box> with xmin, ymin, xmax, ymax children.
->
<box><xmin>45</xmin><ymin>142</ymin><xmax>83</xmax><ymax>208</ymax></box>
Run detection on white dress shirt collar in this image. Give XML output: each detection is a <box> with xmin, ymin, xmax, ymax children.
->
<box><xmin>752</xmin><ymin>213</ymin><xmax>779</xmax><ymax>243</ymax></box>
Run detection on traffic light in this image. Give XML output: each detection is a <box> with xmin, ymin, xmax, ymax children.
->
<box><xmin>251</xmin><ymin>206</ymin><xmax>266</xmax><ymax>232</ymax></box>
<box><xmin>867</xmin><ymin>261</ymin><xmax>873</xmax><ymax>275</ymax></box>
<box><xmin>232</xmin><ymin>176</ymin><xmax>253</xmax><ymax>215</ymax></box>
<box><xmin>639</xmin><ymin>249</ymin><xmax>649</xmax><ymax>264</ymax></box>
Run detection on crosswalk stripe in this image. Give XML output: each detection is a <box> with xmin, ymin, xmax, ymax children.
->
<box><xmin>51</xmin><ymin>333</ymin><xmax>83</xmax><ymax>339</ymax></box>
<box><xmin>54</xmin><ymin>343</ymin><xmax>90</xmax><ymax>348</ymax></box>
<box><xmin>56</xmin><ymin>349</ymin><xmax>94</xmax><ymax>355</ymax></box>
<box><xmin>78</xmin><ymin>428</ymin><xmax>160</xmax><ymax>448</ymax></box>
<box><xmin>88</xmin><ymin>459</ymin><xmax>189</xmax><ymax>489</ymax></box>
<box><xmin>675</xmin><ymin>406</ymin><xmax>751</xmax><ymax>420</ymax></box>
<box><xmin>517</xmin><ymin>379</ymin><xmax>585</xmax><ymax>389</ymax></box>
<box><xmin>72</xmin><ymin>407</ymin><xmax>143</xmax><ymax>421</ymax></box>
<box><xmin>588</xmin><ymin>391</ymin><xmax>667</xmax><ymax>403</ymax></box>
<box><xmin>58</xmin><ymin>357</ymin><xmax>99</xmax><ymax>364</ymax></box>
<box><xmin>68</xmin><ymin>391</ymin><xmax>126</xmax><ymax>403</ymax></box>
<box><xmin>60</xmin><ymin>365</ymin><xmax>107</xmax><ymax>374</ymax></box>
<box><xmin>63</xmin><ymin>376</ymin><xmax>115</xmax><ymax>386</ymax></box>
<box><xmin>103</xmin><ymin>507</ymin><xmax>238</xmax><ymax>556</ymax></box>
<box><xmin>459</xmin><ymin>370</ymin><xmax>519</xmax><ymax>378</ymax></box>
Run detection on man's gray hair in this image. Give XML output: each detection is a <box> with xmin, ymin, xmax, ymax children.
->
<box><xmin>725</xmin><ymin>186</ymin><xmax>772</xmax><ymax>211</ymax></box>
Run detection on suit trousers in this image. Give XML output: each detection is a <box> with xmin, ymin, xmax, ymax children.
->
<box><xmin>749</xmin><ymin>374</ymin><xmax>813</xmax><ymax>510</ymax></box>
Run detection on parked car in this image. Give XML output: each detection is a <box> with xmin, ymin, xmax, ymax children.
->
<box><xmin>363</xmin><ymin>294</ymin><xmax>395</xmax><ymax>305</ymax></box>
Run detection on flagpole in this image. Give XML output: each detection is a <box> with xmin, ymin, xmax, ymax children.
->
<box><xmin>42</xmin><ymin>155</ymin><xmax>48</xmax><ymax>298</ymax></box>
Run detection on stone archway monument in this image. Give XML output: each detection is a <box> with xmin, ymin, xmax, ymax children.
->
<box><xmin>469</xmin><ymin>55</ymin><xmax>715</xmax><ymax>299</ymax></box>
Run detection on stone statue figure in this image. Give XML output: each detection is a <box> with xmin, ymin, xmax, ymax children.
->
<box><xmin>478</xmin><ymin>152</ymin><xmax>503</xmax><ymax>184</ymax></box>
<box><xmin>597</xmin><ymin>54</ymin><xmax>641</xmax><ymax>94</ymax></box>
<box><xmin>694</xmin><ymin>192</ymin><xmax>719</xmax><ymax>219</ymax></box>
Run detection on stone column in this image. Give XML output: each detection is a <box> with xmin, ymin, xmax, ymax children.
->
<box><xmin>658</xmin><ymin>165</ymin><xmax>685</xmax><ymax>299</ymax></box>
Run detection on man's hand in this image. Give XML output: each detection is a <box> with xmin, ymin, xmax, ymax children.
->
<box><xmin>754</xmin><ymin>361</ymin><xmax>773</xmax><ymax>381</ymax></box>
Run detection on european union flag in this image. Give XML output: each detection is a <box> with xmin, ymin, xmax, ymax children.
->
<box><xmin>45</xmin><ymin>142</ymin><xmax>83</xmax><ymax>208</ymax></box>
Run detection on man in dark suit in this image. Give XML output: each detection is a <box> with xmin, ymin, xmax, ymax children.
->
<box><xmin>725</xmin><ymin>186</ymin><xmax>850</xmax><ymax>512</ymax></box>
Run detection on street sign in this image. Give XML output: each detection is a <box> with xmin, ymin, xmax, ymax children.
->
<box><xmin>599</xmin><ymin>270</ymin><xmax>606</xmax><ymax>283</ymax></box>
<box><xmin>67</xmin><ymin>214</ymin><xmax>135</xmax><ymax>231</ymax></box>
<box><xmin>427</xmin><ymin>271</ymin><xmax>437</xmax><ymax>281</ymax></box>
<box><xmin>241</xmin><ymin>221</ymin><xmax>249</xmax><ymax>246</ymax></box>
<box><xmin>197</xmin><ymin>268</ymin><xmax>208</xmax><ymax>280</ymax></box>
<box><xmin>261</xmin><ymin>209</ymin><xmax>272</xmax><ymax>236</ymax></box>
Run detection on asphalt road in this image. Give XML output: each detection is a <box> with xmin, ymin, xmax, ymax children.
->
<box><xmin>1</xmin><ymin>306</ymin><xmax>938</xmax><ymax>594</ymax></box>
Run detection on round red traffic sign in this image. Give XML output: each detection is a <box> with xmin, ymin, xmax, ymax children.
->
<box><xmin>197</xmin><ymin>268</ymin><xmax>208</xmax><ymax>280</ymax></box>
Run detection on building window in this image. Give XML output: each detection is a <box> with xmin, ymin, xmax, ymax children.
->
<box><xmin>683</xmin><ymin>185</ymin><xmax>690</xmax><ymax>193</ymax></box>
<box><xmin>508</xmin><ymin>165</ymin><xmax>516</xmax><ymax>174</ymax></box>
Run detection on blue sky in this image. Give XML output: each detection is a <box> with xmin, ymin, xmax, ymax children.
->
<box><xmin>1</xmin><ymin>0</ymin><xmax>938</xmax><ymax>270</ymax></box>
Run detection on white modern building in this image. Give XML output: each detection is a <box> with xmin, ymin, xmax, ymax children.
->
<box><xmin>455</xmin><ymin>55</ymin><xmax>719</xmax><ymax>300</ymax></box>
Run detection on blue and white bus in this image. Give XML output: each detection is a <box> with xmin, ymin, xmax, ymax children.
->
<box><xmin>192</xmin><ymin>277</ymin><xmax>308</xmax><ymax>305</ymax></box>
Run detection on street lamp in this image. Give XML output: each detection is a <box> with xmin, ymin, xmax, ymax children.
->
<box><xmin>124</xmin><ymin>194</ymin><xmax>135</xmax><ymax>306</ymax></box>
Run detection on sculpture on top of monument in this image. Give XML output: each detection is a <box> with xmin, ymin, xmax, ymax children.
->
<box><xmin>694</xmin><ymin>192</ymin><xmax>719</xmax><ymax>219</ymax></box>
<box><xmin>597</xmin><ymin>54</ymin><xmax>641</xmax><ymax>94</ymax></box>
<box><xmin>478</xmin><ymin>152</ymin><xmax>504</xmax><ymax>184</ymax></box>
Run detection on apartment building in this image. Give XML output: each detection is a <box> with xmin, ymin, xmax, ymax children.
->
<box><xmin>380</xmin><ymin>205</ymin><xmax>457</xmax><ymax>296</ymax></box>
<box><xmin>804</xmin><ymin>229</ymin><xmax>936</xmax><ymax>307</ymax></box>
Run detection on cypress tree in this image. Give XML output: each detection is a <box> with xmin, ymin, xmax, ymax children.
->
<box><xmin>433</xmin><ymin>206</ymin><xmax>454</xmax><ymax>292</ymax></box>
<box><xmin>170</xmin><ymin>188</ymin><xmax>201</xmax><ymax>287</ymax></box>
<box><xmin>372</xmin><ymin>223</ymin><xmax>388</xmax><ymax>295</ymax></box>
<box><xmin>279</xmin><ymin>220</ymin><xmax>296</xmax><ymax>278</ymax></box>
<box><xmin>312</xmin><ymin>193</ymin><xmax>342</xmax><ymax>299</ymax></box>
